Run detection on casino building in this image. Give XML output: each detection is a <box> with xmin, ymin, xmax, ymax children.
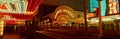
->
<box><xmin>40</xmin><ymin>0</ymin><xmax>120</xmax><ymax>32</ymax></box>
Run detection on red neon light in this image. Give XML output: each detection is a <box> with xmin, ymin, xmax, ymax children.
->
<box><xmin>5</xmin><ymin>20</ymin><xmax>16</xmax><ymax>25</ymax></box>
<box><xmin>11</xmin><ymin>14</ymin><xmax>34</xmax><ymax>20</ymax></box>
<box><xmin>27</xmin><ymin>0</ymin><xmax>44</xmax><ymax>11</ymax></box>
<box><xmin>0</xmin><ymin>12</ymin><xmax>34</xmax><ymax>20</ymax></box>
<box><xmin>0</xmin><ymin>0</ymin><xmax>44</xmax><ymax>20</ymax></box>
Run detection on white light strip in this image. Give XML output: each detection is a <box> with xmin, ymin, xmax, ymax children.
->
<box><xmin>0</xmin><ymin>20</ymin><xmax>4</xmax><ymax>36</ymax></box>
<box><xmin>23</xmin><ymin>1</ymin><xmax>28</xmax><ymax>14</ymax></box>
<box><xmin>0</xmin><ymin>1</ymin><xmax>28</xmax><ymax>14</ymax></box>
<box><xmin>5</xmin><ymin>3</ymin><xmax>12</xmax><ymax>12</ymax></box>
<box><xmin>0</xmin><ymin>0</ymin><xmax>20</xmax><ymax>2</ymax></box>
<box><xmin>19</xmin><ymin>2</ymin><xmax>22</xmax><ymax>13</ymax></box>
<box><xmin>15</xmin><ymin>2</ymin><xmax>20</xmax><ymax>13</ymax></box>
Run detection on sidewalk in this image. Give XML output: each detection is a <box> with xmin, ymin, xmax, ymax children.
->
<box><xmin>3</xmin><ymin>32</ymin><xmax>26</xmax><ymax>39</ymax></box>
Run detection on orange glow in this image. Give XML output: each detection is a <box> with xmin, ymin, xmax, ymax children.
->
<box><xmin>57</xmin><ymin>14</ymin><xmax>70</xmax><ymax>24</ymax></box>
<box><xmin>87</xmin><ymin>13</ymin><xmax>95</xmax><ymax>18</ymax></box>
<box><xmin>0</xmin><ymin>20</ymin><xmax>4</xmax><ymax>36</ymax></box>
<box><xmin>0</xmin><ymin>4</ymin><xmax>8</xmax><ymax>10</ymax></box>
<box><xmin>25</xmin><ymin>11</ymin><xmax>35</xmax><ymax>15</ymax></box>
<box><xmin>108</xmin><ymin>0</ymin><xmax>118</xmax><ymax>14</ymax></box>
<box><xmin>16</xmin><ymin>21</ymin><xmax>25</xmax><ymax>25</ymax></box>
<box><xmin>54</xmin><ymin>6</ymin><xmax>75</xmax><ymax>19</ymax></box>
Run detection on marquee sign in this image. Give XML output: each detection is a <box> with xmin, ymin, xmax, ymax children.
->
<box><xmin>54</xmin><ymin>6</ymin><xmax>75</xmax><ymax>19</ymax></box>
<box><xmin>0</xmin><ymin>0</ymin><xmax>44</xmax><ymax>20</ymax></box>
<box><xmin>55</xmin><ymin>9</ymin><xmax>75</xmax><ymax>18</ymax></box>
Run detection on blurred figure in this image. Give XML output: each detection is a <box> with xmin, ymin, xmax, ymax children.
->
<box><xmin>93</xmin><ymin>8</ymin><xmax>99</xmax><ymax>17</ymax></box>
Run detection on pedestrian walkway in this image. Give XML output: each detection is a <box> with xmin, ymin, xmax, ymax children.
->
<box><xmin>3</xmin><ymin>32</ymin><xmax>26</xmax><ymax>39</ymax></box>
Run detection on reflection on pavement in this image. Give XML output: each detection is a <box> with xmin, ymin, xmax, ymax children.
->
<box><xmin>3</xmin><ymin>33</ymin><xmax>26</xmax><ymax>39</ymax></box>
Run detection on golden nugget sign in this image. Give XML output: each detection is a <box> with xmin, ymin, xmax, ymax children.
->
<box><xmin>54</xmin><ymin>6</ymin><xmax>75</xmax><ymax>19</ymax></box>
<box><xmin>55</xmin><ymin>9</ymin><xmax>75</xmax><ymax>19</ymax></box>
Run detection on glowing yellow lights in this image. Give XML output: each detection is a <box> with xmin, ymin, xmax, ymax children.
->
<box><xmin>87</xmin><ymin>13</ymin><xmax>95</xmax><ymax>18</ymax></box>
<box><xmin>54</xmin><ymin>6</ymin><xmax>75</xmax><ymax>19</ymax></box>
<box><xmin>57</xmin><ymin>14</ymin><xmax>70</xmax><ymax>24</ymax></box>
<box><xmin>55</xmin><ymin>9</ymin><xmax>75</xmax><ymax>19</ymax></box>
<box><xmin>16</xmin><ymin>21</ymin><xmax>25</xmax><ymax>25</ymax></box>
<box><xmin>0</xmin><ymin>20</ymin><xmax>4</xmax><ymax>36</ymax></box>
<box><xmin>108</xmin><ymin>0</ymin><xmax>118</xmax><ymax>14</ymax></box>
<box><xmin>25</xmin><ymin>11</ymin><xmax>36</xmax><ymax>15</ymax></box>
<box><xmin>87</xmin><ymin>14</ymin><xmax>120</xmax><ymax>24</ymax></box>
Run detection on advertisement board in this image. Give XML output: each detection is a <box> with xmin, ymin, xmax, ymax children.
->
<box><xmin>90</xmin><ymin>0</ymin><xmax>107</xmax><ymax>16</ymax></box>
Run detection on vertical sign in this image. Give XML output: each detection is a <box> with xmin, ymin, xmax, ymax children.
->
<box><xmin>108</xmin><ymin>0</ymin><xmax>119</xmax><ymax>14</ymax></box>
<box><xmin>90</xmin><ymin>0</ymin><xmax>106</xmax><ymax>16</ymax></box>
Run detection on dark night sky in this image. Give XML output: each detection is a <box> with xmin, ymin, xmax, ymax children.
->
<box><xmin>43</xmin><ymin>0</ymin><xmax>90</xmax><ymax>11</ymax></box>
<box><xmin>38</xmin><ymin>0</ymin><xmax>90</xmax><ymax>17</ymax></box>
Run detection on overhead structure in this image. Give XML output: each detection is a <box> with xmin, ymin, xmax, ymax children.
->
<box><xmin>0</xmin><ymin>0</ymin><xmax>44</xmax><ymax>24</ymax></box>
<box><xmin>0</xmin><ymin>0</ymin><xmax>43</xmax><ymax>20</ymax></box>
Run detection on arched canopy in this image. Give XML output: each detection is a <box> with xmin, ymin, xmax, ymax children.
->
<box><xmin>57</xmin><ymin>14</ymin><xmax>70</xmax><ymax>24</ymax></box>
<box><xmin>54</xmin><ymin>6</ymin><xmax>76</xmax><ymax>19</ymax></box>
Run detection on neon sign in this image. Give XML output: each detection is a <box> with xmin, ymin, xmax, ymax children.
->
<box><xmin>90</xmin><ymin>0</ymin><xmax>106</xmax><ymax>16</ymax></box>
<box><xmin>55</xmin><ymin>9</ymin><xmax>75</xmax><ymax>19</ymax></box>
<box><xmin>108</xmin><ymin>0</ymin><xmax>119</xmax><ymax>14</ymax></box>
<box><xmin>54</xmin><ymin>6</ymin><xmax>75</xmax><ymax>19</ymax></box>
<box><xmin>0</xmin><ymin>0</ymin><xmax>43</xmax><ymax>20</ymax></box>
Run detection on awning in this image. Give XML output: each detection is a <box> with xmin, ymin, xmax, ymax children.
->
<box><xmin>0</xmin><ymin>0</ymin><xmax>44</xmax><ymax>20</ymax></box>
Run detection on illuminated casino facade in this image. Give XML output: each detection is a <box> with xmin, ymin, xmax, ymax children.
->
<box><xmin>42</xmin><ymin>6</ymin><xmax>85</xmax><ymax>27</ymax></box>
<box><xmin>0</xmin><ymin>0</ymin><xmax>43</xmax><ymax>36</ymax></box>
<box><xmin>40</xmin><ymin>0</ymin><xmax>120</xmax><ymax>31</ymax></box>
<box><xmin>0</xmin><ymin>0</ymin><xmax>120</xmax><ymax>38</ymax></box>
<box><xmin>0</xmin><ymin>0</ymin><xmax>43</xmax><ymax>24</ymax></box>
